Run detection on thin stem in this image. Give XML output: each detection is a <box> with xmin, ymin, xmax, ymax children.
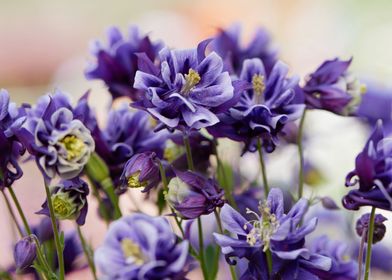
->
<box><xmin>77</xmin><ymin>225</ymin><xmax>97</xmax><ymax>280</ymax></box>
<box><xmin>2</xmin><ymin>191</ymin><xmax>23</xmax><ymax>236</ymax></box>
<box><xmin>256</xmin><ymin>138</ymin><xmax>269</xmax><ymax>197</ymax></box>
<box><xmin>100</xmin><ymin>177</ymin><xmax>122</xmax><ymax>219</ymax></box>
<box><xmin>31</xmin><ymin>235</ymin><xmax>53</xmax><ymax>277</ymax></box>
<box><xmin>364</xmin><ymin>207</ymin><xmax>376</xmax><ymax>280</ymax></box>
<box><xmin>266</xmin><ymin>249</ymin><xmax>273</xmax><ymax>277</ymax></box>
<box><xmin>197</xmin><ymin>217</ymin><xmax>208</xmax><ymax>279</ymax></box>
<box><xmin>358</xmin><ymin>230</ymin><xmax>367</xmax><ymax>280</ymax></box>
<box><xmin>183</xmin><ymin>134</ymin><xmax>195</xmax><ymax>171</ymax></box>
<box><xmin>297</xmin><ymin>109</ymin><xmax>307</xmax><ymax>200</ymax></box>
<box><xmin>43</xmin><ymin>182</ymin><xmax>65</xmax><ymax>280</ymax></box>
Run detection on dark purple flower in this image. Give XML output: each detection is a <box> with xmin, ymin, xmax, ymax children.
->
<box><xmin>85</xmin><ymin>26</ymin><xmax>163</xmax><ymax>100</ymax></box>
<box><xmin>119</xmin><ymin>151</ymin><xmax>160</xmax><ymax>192</ymax></box>
<box><xmin>31</xmin><ymin>217</ymin><xmax>56</xmax><ymax>243</ymax></box>
<box><xmin>95</xmin><ymin>213</ymin><xmax>190</xmax><ymax>279</ymax></box>
<box><xmin>37</xmin><ymin>178</ymin><xmax>89</xmax><ymax>225</ymax></box>
<box><xmin>14</xmin><ymin>235</ymin><xmax>37</xmax><ymax>271</ymax></box>
<box><xmin>132</xmin><ymin>39</ymin><xmax>235</xmax><ymax>131</ymax></box>
<box><xmin>93</xmin><ymin>105</ymin><xmax>167</xmax><ymax>188</ymax></box>
<box><xmin>303</xmin><ymin>58</ymin><xmax>365</xmax><ymax>116</ymax></box>
<box><xmin>210</xmin><ymin>24</ymin><xmax>278</xmax><ymax>75</ymax></box>
<box><xmin>214</xmin><ymin>188</ymin><xmax>331</xmax><ymax>279</ymax></box>
<box><xmin>16</xmin><ymin>90</ymin><xmax>95</xmax><ymax>180</ymax></box>
<box><xmin>166</xmin><ymin>170</ymin><xmax>225</xmax><ymax>219</ymax></box>
<box><xmin>0</xmin><ymin>89</ymin><xmax>26</xmax><ymax>189</ymax></box>
<box><xmin>208</xmin><ymin>58</ymin><xmax>304</xmax><ymax>153</ymax></box>
<box><xmin>356</xmin><ymin>213</ymin><xmax>387</xmax><ymax>244</ymax></box>
<box><xmin>343</xmin><ymin>122</ymin><xmax>392</xmax><ymax>210</ymax></box>
<box><xmin>308</xmin><ymin>236</ymin><xmax>357</xmax><ymax>280</ymax></box>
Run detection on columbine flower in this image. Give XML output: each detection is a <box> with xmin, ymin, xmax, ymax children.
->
<box><xmin>356</xmin><ymin>213</ymin><xmax>387</xmax><ymax>243</ymax></box>
<box><xmin>214</xmin><ymin>188</ymin><xmax>331</xmax><ymax>279</ymax></box>
<box><xmin>210</xmin><ymin>23</ymin><xmax>277</xmax><ymax>75</ymax></box>
<box><xmin>308</xmin><ymin>236</ymin><xmax>358</xmax><ymax>280</ymax></box>
<box><xmin>16</xmin><ymin>90</ymin><xmax>95</xmax><ymax>180</ymax></box>
<box><xmin>93</xmin><ymin>105</ymin><xmax>167</xmax><ymax>188</ymax></box>
<box><xmin>85</xmin><ymin>26</ymin><xmax>163</xmax><ymax>100</ymax></box>
<box><xmin>95</xmin><ymin>213</ymin><xmax>190</xmax><ymax>279</ymax></box>
<box><xmin>37</xmin><ymin>178</ymin><xmax>89</xmax><ymax>225</ymax></box>
<box><xmin>303</xmin><ymin>58</ymin><xmax>366</xmax><ymax>116</ymax></box>
<box><xmin>132</xmin><ymin>39</ymin><xmax>235</xmax><ymax>131</ymax></box>
<box><xmin>119</xmin><ymin>151</ymin><xmax>160</xmax><ymax>192</ymax></box>
<box><xmin>343</xmin><ymin>121</ymin><xmax>392</xmax><ymax>211</ymax></box>
<box><xmin>208</xmin><ymin>58</ymin><xmax>304</xmax><ymax>153</ymax></box>
<box><xmin>14</xmin><ymin>235</ymin><xmax>37</xmax><ymax>272</ymax></box>
<box><xmin>166</xmin><ymin>170</ymin><xmax>225</xmax><ymax>219</ymax></box>
<box><xmin>0</xmin><ymin>89</ymin><xmax>26</xmax><ymax>189</ymax></box>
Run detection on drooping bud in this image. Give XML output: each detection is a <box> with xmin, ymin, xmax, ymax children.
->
<box><xmin>356</xmin><ymin>213</ymin><xmax>387</xmax><ymax>244</ymax></box>
<box><xmin>13</xmin><ymin>235</ymin><xmax>37</xmax><ymax>271</ymax></box>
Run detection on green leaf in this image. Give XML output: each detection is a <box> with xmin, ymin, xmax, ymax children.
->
<box><xmin>205</xmin><ymin>245</ymin><xmax>220</xmax><ymax>280</ymax></box>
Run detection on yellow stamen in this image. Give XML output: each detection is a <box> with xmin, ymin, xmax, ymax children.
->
<box><xmin>59</xmin><ymin>135</ymin><xmax>85</xmax><ymax>160</ymax></box>
<box><xmin>182</xmin><ymin>68</ymin><xmax>201</xmax><ymax>94</ymax></box>
<box><xmin>127</xmin><ymin>171</ymin><xmax>147</xmax><ymax>188</ymax></box>
<box><xmin>121</xmin><ymin>238</ymin><xmax>145</xmax><ymax>265</ymax></box>
<box><xmin>252</xmin><ymin>74</ymin><xmax>265</xmax><ymax>96</ymax></box>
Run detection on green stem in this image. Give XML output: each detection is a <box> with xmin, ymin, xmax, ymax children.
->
<box><xmin>2</xmin><ymin>191</ymin><xmax>23</xmax><ymax>236</ymax></box>
<box><xmin>297</xmin><ymin>109</ymin><xmax>306</xmax><ymax>200</ymax></box>
<box><xmin>43</xmin><ymin>183</ymin><xmax>65</xmax><ymax>280</ymax></box>
<box><xmin>31</xmin><ymin>235</ymin><xmax>54</xmax><ymax>278</ymax></box>
<box><xmin>101</xmin><ymin>178</ymin><xmax>122</xmax><ymax>219</ymax></box>
<box><xmin>266</xmin><ymin>249</ymin><xmax>273</xmax><ymax>277</ymax></box>
<box><xmin>256</xmin><ymin>138</ymin><xmax>269</xmax><ymax>197</ymax></box>
<box><xmin>183</xmin><ymin>134</ymin><xmax>195</xmax><ymax>171</ymax></box>
<box><xmin>197</xmin><ymin>217</ymin><xmax>208</xmax><ymax>279</ymax></box>
<box><xmin>364</xmin><ymin>207</ymin><xmax>376</xmax><ymax>280</ymax></box>
<box><xmin>77</xmin><ymin>226</ymin><xmax>97</xmax><ymax>280</ymax></box>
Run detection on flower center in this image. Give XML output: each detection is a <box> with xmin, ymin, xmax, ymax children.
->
<box><xmin>52</xmin><ymin>193</ymin><xmax>75</xmax><ymax>219</ymax></box>
<box><xmin>252</xmin><ymin>74</ymin><xmax>265</xmax><ymax>96</ymax></box>
<box><xmin>60</xmin><ymin>135</ymin><xmax>85</xmax><ymax>160</ymax></box>
<box><xmin>182</xmin><ymin>68</ymin><xmax>201</xmax><ymax>94</ymax></box>
<box><xmin>127</xmin><ymin>171</ymin><xmax>148</xmax><ymax>188</ymax></box>
<box><xmin>121</xmin><ymin>238</ymin><xmax>146</xmax><ymax>265</ymax></box>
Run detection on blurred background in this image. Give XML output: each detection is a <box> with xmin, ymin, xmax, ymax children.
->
<box><xmin>1</xmin><ymin>0</ymin><xmax>392</xmax><ymax>279</ymax></box>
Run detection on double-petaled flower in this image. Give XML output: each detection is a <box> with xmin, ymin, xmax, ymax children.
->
<box><xmin>95</xmin><ymin>214</ymin><xmax>190</xmax><ymax>279</ymax></box>
<box><xmin>132</xmin><ymin>39</ymin><xmax>235</xmax><ymax>131</ymax></box>
<box><xmin>303</xmin><ymin>58</ymin><xmax>365</xmax><ymax>116</ymax></box>
<box><xmin>85</xmin><ymin>26</ymin><xmax>163</xmax><ymax>100</ymax></box>
<box><xmin>208</xmin><ymin>58</ymin><xmax>304</xmax><ymax>153</ymax></box>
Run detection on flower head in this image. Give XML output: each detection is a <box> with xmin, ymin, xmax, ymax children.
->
<box><xmin>166</xmin><ymin>170</ymin><xmax>225</xmax><ymax>219</ymax></box>
<box><xmin>95</xmin><ymin>213</ymin><xmax>190</xmax><ymax>279</ymax></box>
<box><xmin>356</xmin><ymin>213</ymin><xmax>387</xmax><ymax>243</ymax></box>
<box><xmin>37</xmin><ymin>178</ymin><xmax>89</xmax><ymax>225</ymax></box>
<box><xmin>132</xmin><ymin>39</ymin><xmax>235</xmax><ymax>131</ymax></box>
<box><xmin>303</xmin><ymin>58</ymin><xmax>365</xmax><ymax>115</ymax></box>
<box><xmin>85</xmin><ymin>26</ymin><xmax>163</xmax><ymax>100</ymax></box>
<box><xmin>210</xmin><ymin>24</ymin><xmax>278</xmax><ymax>75</ymax></box>
<box><xmin>208</xmin><ymin>59</ymin><xmax>304</xmax><ymax>153</ymax></box>
<box><xmin>14</xmin><ymin>235</ymin><xmax>37</xmax><ymax>272</ymax></box>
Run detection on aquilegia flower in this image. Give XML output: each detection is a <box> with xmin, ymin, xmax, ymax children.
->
<box><xmin>37</xmin><ymin>178</ymin><xmax>89</xmax><ymax>225</ymax></box>
<box><xmin>85</xmin><ymin>26</ymin><xmax>163</xmax><ymax>100</ymax></box>
<box><xmin>16</xmin><ymin>90</ymin><xmax>95</xmax><ymax>180</ymax></box>
<box><xmin>0</xmin><ymin>89</ymin><xmax>26</xmax><ymax>189</ymax></box>
<box><xmin>303</xmin><ymin>58</ymin><xmax>365</xmax><ymax>116</ymax></box>
<box><xmin>132</xmin><ymin>39</ymin><xmax>235</xmax><ymax>131</ymax></box>
<box><xmin>210</xmin><ymin>23</ymin><xmax>278</xmax><ymax>75</ymax></box>
<box><xmin>166</xmin><ymin>170</ymin><xmax>225</xmax><ymax>219</ymax></box>
<box><xmin>14</xmin><ymin>235</ymin><xmax>37</xmax><ymax>272</ymax></box>
<box><xmin>214</xmin><ymin>188</ymin><xmax>332</xmax><ymax>279</ymax></box>
<box><xmin>356</xmin><ymin>213</ymin><xmax>387</xmax><ymax>243</ymax></box>
<box><xmin>208</xmin><ymin>58</ymin><xmax>304</xmax><ymax>153</ymax></box>
<box><xmin>343</xmin><ymin>121</ymin><xmax>392</xmax><ymax>210</ymax></box>
<box><xmin>95</xmin><ymin>213</ymin><xmax>190</xmax><ymax>279</ymax></box>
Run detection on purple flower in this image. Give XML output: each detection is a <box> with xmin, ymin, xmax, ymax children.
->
<box><xmin>93</xmin><ymin>105</ymin><xmax>167</xmax><ymax>188</ymax></box>
<box><xmin>95</xmin><ymin>213</ymin><xmax>190</xmax><ymax>279</ymax></box>
<box><xmin>0</xmin><ymin>89</ymin><xmax>26</xmax><ymax>189</ymax></box>
<box><xmin>37</xmin><ymin>178</ymin><xmax>89</xmax><ymax>225</ymax></box>
<box><xmin>85</xmin><ymin>26</ymin><xmax>163</xmax><ymax>100</ymax></box>
<box><xmin>356</xmin><ymin>213</ymin><xmax>387</xmax><ymax>244</ymax></box>
<box><xmin>14</xmin><ymin>235</ymin><xmax>37</xmax><ymax>271</ymax></box>
<box><xmin>119</xmin><ymin>151</ymin><xmax>161</xmax><ymax>192</ymax></box>
<box><xmin>132</xmin><ymin>39</ymin><xmax>235</xmax><ymax>131</ymax></box>
<box><xmin>214</xmin><ymin>188</ymin><xmax>331</xmax><ymax>279</ymax></box>
<box><xmin>208</xmin><ymin>58</ymin><xmax>304</xmax><ymax>153</ymax></box>
<box><xmin>308</xmin><ymin>236</ymin><xmax>357</xmax><ymax>280</ymax></box>
<box><xmin>31</xmin><ymin>217</ymin><xmax>56</xmax><ymax>243</ymax></box>
<box><xmin>166</xmin><ymin>170</ymin><xmax>225</xmax><ymax>219</ymax></box>
<box><xmin>343</xmin><ymin>122</ymin><xmax>392</xmax><ymax>210</ymax></box>
<box><xmin>303</xmin><ymin>58</ymin><xmax>365</xmax><ymax>116</ymax></box>
<box><xmin>16</xmin><ymin>90</ymin><xmax>95</xmax><ymax>180</ymax></box>
<box><xmin>210</xmin><ymin>24</ymin><xmax>278</xmax><ymax>75</ymax></box>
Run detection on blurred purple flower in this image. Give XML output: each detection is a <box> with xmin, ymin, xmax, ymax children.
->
<box><xmin>14</xmin><ymin>235</ymin><xmax>37</xmax><ymax>271</ymax></box>
<box><xmin>210</xmin><ymin>24</ymin><xmax>278</xmax><ymax>75</ymax></box>
<box><xmin>85</xmin><ymin>26</ymin><xmax>163</xmax><ymax>100</ymax></box>
<box><xmin>95</xmin><ymin>213</ymin><xmax>190</xmax><ymax>279</ymax></box>
<box><xmin>303</xmin><ymin>58</ymin><xmax>365</xmax><ymax>116</ymax></box>
<box><xmin>132</xmin><ymin>39</ymin><xmax>235</xmax><ymax>131</ymax></box>
<box><xmin>166</xmin><ymin>170</ymin><xmax>225</xmax><ymax>219</ymax></box>
<box><xmin>356</xmin><ymin>213</ymin><xmax>387</xmax><ymax>244</ymax></box>
<box><xmin>208</xmin><ymin>58</ymin><xmax>304</xmax><ymax>153</ymax></box>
